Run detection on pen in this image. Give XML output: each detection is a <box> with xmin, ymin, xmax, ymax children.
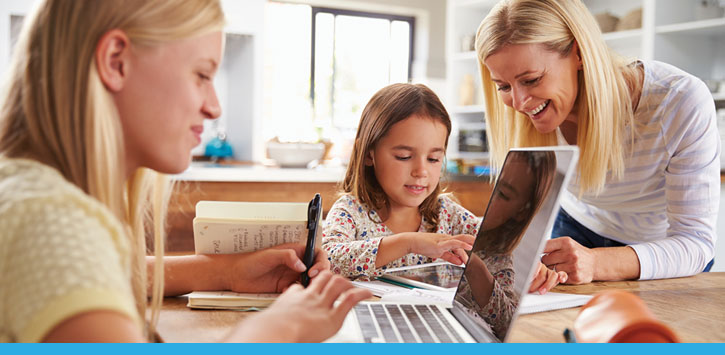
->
<box><xmin>563</xmin><ymin>328</ymin><xmax>577</xmax><ymax>343</ymax></box>
<box><xmin>301</xmin><ymin>193</ymin><xmax>321</xmax><ymax>287</ymax></box>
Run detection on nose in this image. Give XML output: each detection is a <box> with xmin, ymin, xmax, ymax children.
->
<box><xmin>411</xmin><ymin>157</ymin><xmax>428</xmax><ymax>178</ymax></box>
<box><xmin>511</xmin><ymin>86</ymin><xmax>531</xmax><ymax>112</ymax></box>
<box><xmin>202</xmin><ymin>86</ymin><xmax>222</xmax><ymax>119</ymax></box>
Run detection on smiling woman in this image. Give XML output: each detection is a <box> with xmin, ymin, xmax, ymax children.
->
<box><xmin>0</xmin><ymin>0</ymin><xmax>369</xmax><ymax>343</ymax></box>
<box><xmin>475</xmin><ymin>0</ymin><xmax>719</xmax><ymax>284</ymax></box>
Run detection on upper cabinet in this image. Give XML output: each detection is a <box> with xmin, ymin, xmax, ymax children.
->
<box><xmin>445</xmin><ymin>0</ymin><xmax>725</xmax><ymax>159</ymax></box>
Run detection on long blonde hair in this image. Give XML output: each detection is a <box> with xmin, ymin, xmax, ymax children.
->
<box><xmin>341</xmin><ymin>83</ymin><xmax>451</xmax><ymax>232</ymax></box>
<box><xmin>0</xmin><ymin>0</ymin><xmax>224</xmax><ymax>340</ymax></box>
<box><xmin>475</xmin><ymin>0</ymin><xmax>637</xmax><ymax>194</ymax></box>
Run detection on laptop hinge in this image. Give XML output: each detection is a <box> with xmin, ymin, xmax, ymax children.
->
<box><xmin>450</xmin><ymin>304</ymin><xmax>500</xmax><ymax>343</ymax></box>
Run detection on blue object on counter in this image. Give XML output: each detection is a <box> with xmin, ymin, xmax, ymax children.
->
<box><xmin>446</xmin><ymin>160</ymin><xmax>459</xmax><ymax>174</ymax></box>
<box><xmin>473</xmin><ymin>165</ymin><xmax>491</xmax><ymax>176</ymax></box>
<box><xmin>205</xmin><ymin>135</ymin><xmax>234</xmax><ymax>159</ymax></box>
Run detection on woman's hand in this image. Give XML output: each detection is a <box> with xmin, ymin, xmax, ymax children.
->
<box><xmin>225</xmin><ymin>243</ymin><xmax>331</xmax><ymax>293</ymax></box>
<box><xmin>528</xmin><ymin>262</ymin><xmax>567</xmax><ymax>294</ymax></box>
<box><xmin>227</xmin><ymin>270</ymin><xmax>372</xmax><ymax>342</ymax></box>
<box><xmin>410</xmin><ymin>233</ymin><xmax>475</xmax><ymax>265</ymax></box>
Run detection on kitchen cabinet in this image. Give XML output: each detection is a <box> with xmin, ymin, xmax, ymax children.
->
<box><xmin>164</xmin><ymin>179</ymin><xmax>493</xmax><ymax>252</ymax></box>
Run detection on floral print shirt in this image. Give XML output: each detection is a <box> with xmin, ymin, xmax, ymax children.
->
<box><xmin>321</xmin><ymin>194</ymin><xmax>480</xmax><ymax>279</ymax></box>
<box><xmin>454</xmin><ymin>252</ymin><xmax>517</xmax><ymax>340</ymax></box>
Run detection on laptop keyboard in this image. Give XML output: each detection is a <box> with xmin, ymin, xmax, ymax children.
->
<box><xmin>353</xmin><ymin>303</ymin><xmax>464</xmax><ymax>343</ymax></box>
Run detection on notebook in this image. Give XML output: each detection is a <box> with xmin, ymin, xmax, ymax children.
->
<box><xmin>326</xmin><ymin>146</ymin><xmax>579</xmax><ymax>343</ymax></box>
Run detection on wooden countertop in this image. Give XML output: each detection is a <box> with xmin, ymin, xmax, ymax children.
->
<box><xmin>156</xmin><ymin>272</ymin><xmax>725</xmax><ymax>343</ymax></box>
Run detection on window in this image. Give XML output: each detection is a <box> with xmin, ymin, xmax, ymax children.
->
<box><xmin>264</xmin><ymin>2</ymin><xmax>414</xmax><ymax>150</ymax></box>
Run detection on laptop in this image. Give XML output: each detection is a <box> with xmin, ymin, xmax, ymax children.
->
<box><xmin>327</xmin><ymin>146</ymin><xmax>579</xmax><ymax>343</ymax></box>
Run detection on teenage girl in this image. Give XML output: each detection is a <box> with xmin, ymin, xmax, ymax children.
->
<box><xmin>0</xmin><ymin>0</ymin><xmax>369</xmax><ymax>342</ymax></box>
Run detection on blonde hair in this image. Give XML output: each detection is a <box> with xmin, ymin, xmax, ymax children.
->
<box><xmin>341</xmin><ymin>83</ymin><xmax>451</xmax><ymax>232</ymax></box>
<box><xmin>475</xmin><ymin>0</ymin><xmax>637</xmax><ymax>194</ymax></box>
<box><xmin>0</xmin><ymin>0</ymin><xmax>224</xmax><ymax>340</ymax></box>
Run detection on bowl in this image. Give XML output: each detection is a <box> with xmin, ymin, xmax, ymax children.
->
<box><xmin>267</xmin><ymin>141</ymin><xmax>326</xmax><ymax>167</ymax></box>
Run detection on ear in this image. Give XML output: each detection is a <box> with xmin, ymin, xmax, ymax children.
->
<box><xmin>364</xmin><ymin>150</ymin><xmax>374</xmax><ymax>166</ymax></box>
<box><xmin>95</xmin><ymin>29</ymin><xmax>131</xmax><ymax>92</ymax></box>
<box><xmin>573</xmin><ymin>40</ymin><xmax>583</xmax><ymax>70</ymax></box>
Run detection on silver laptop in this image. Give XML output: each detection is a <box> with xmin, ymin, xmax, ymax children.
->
<box><xmin>327</xmin><ymin>146</ymin><xmax>579</xmax><ymax>343</ymax></box>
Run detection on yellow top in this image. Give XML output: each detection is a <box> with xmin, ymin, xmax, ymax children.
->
<box><xmin>0</xmin><ymin>158</ymin><xmax>140</xmax><ymax>342</ymax></box>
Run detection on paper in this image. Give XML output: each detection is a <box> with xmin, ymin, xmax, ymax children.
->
<box><xmin>193</xmin><ymin>200</ymin><xmax>313</xmax><ymax>254</ymax></box>
<box><xmin>519</xmin><ymin>292</ymin><xmax>593</xmax><ymax>314</ymax></box>
<box><xmin>351</xmin><ymin>280</ymin><xmax>411</xmax><ymax>297</ymax></box>
<box><xmin>379</xmin><ymin>288</ymin><xmax>456</xmax><ymax>306</ymax></box>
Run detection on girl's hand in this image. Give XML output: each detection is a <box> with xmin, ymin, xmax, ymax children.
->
<box><xmin>227</xmin><ymin>270</ymin><xmax>372</xmax><ymax>342</ymax></box>
<box><xmin>410</xmin><ymin>233</ymin><xmax>475</xmax><ymax>265</ymax></box>
<box><xmin>528</xmin><ymin>262</ymin><xmax>567</xmax><ymax>294</ymax></box>
<box><xmin>225</xmin><ymin>243</ymin><xmax>331</xmax><ymax>293</ymax></box>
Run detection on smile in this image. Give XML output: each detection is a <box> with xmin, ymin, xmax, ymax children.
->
<box><xmin>405</xmin><ymin>185</ymin><xmax>426</xmax><ymax>194</ymax></box>
<box><xmin>526</xmin><ymin>100</ymin><xmax>550</xmax><ymax>117</ymax></box>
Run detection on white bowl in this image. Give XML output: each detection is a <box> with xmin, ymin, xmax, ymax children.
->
<box><xmin>267</xmin><ymin>142</ymin><xmax>326</xmax><ymax>167</ymax></box>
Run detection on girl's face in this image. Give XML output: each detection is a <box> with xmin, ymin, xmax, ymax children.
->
<box><xmin>482</xmin><ymin>156</ymin><xmax>535</xmax><ymax>230</ymax></box>
<box><xmin>366</xmin><ymin>115</ymin><xmax>447</xmax><ymax>212</ymax></box>
<box><xmin>114</xmin><ymin>31</ymin><xmax>223</xmax><ymax>175</ymax></box>
<box><xmin>484</xmin><ymin>43</ymin><xmax>581</xmax><ymax>133</ymax></box>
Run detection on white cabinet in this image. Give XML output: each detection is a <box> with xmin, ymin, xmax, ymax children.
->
<box><xmin>445</xmin><ymin>0</ymin><xmax>498</xmax><ymax>160</ymax></box>
<box><xmin>445</xmin><ymin>0</ymin><xmax>725</xmax><ymax>159</ymax></box>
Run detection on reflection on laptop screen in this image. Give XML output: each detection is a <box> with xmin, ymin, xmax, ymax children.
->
<box><xmin>453</xmin><ymin>150</ymin><xmax>569</xmax><ymax>341</ymax></box>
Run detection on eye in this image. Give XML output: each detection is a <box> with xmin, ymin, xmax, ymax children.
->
<box><xmin>496</xmin><ymin>190</ymin><xmax>510</xmax><ymax>201</ymax></box>
<box><xmin>523</xmin><ymin>77</ymin><xmax>541</xmax><ymax>86</ymax></box>
<box><xmin>427</xmin><ymin>157</ymin><xmax>441</xmax><ymax>163</ymax></box>
<box><xmin>197</xmin><ymin>73</ymin><xmax>212</xmax><ymax>81</ymax></box>
<box><xmin>496</xmin><ymin>84</ymin><xmax>511</xmax><ymax>92</ymax></box>
<box><xmin>395</xmin><ymin>156</ymin><xmax>411</xmax><ymax>161</ymax></box>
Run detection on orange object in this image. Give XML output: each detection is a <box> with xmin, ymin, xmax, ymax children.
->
<box><xmin>573</xmin><ymin>290</ymin><xmax>679</xmax><ymax>343</ymax></box>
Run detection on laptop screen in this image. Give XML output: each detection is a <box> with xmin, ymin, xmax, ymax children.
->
<box><xmin>452</xmin><ymin>148</ymin><xmax>577</xmax><ymax>342</ymax></box>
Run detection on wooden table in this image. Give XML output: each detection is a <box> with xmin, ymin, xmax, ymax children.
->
<box><xmin>508</xmin><ymin>272</ymin><xmax>725</xmax><ymax>342</ymax></box>
<box><xmin>157</xmin><ymin>272</ymin><xmax>725</xmax><ymax>343</ymax></box>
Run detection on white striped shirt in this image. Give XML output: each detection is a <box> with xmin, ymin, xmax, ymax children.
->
<box><xmin>559</xmin><ymin>60</ymin><xmax>720</xmax><ymax>280</ymax></box>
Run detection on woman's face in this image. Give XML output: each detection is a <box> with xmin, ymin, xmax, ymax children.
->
<box><xmin>484</xmin><ymin>43</ymin><xmax>581</xmax><ymax>133</ymax></box>
<box><xmin>114</xmin><ymin>31</ymin><xmax>223</xmax><ymax>175</ymax></box>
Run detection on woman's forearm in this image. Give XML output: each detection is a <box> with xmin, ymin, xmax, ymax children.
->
<box><xmin>146</xmin><ymin>255</ymin><xmax>230</xmax><ymax>296</ymax></box>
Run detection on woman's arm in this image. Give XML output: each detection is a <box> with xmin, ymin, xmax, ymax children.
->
<box><xmin>542</xmin><ymin>238</ymin><xmax>641</xmax><ymax>284</ymax></box>
<box><xmin>153</xmin><ymin>243</ymin><xmax>331</xmax><ymax>296</ymax></box>
<box><xmin>43</xmin><ymin>311</ymin><xmax>145</xmax><ymax>342</ymax></box>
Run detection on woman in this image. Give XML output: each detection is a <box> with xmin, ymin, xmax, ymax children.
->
<box><xmin>0</xmin><ymin>0</ymin><xmax>369</xmax><ymax>342</ymax></box>
<box><xmin>475</xmin><ymin>0</ymin><xmax>718</xmax><ymax>284</ymax></box>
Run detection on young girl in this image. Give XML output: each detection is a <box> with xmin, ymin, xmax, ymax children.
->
<box><xmin>322</xmin><ymin>84</ymin><xmax>476</xmax><ymax>280</ymax></box>
<box><xmin>0</xmin><ymin>0</ymin><xmax>369</xmax><ymax>343</ymax></box>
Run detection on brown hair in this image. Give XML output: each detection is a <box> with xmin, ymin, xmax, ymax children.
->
<box><xmin>477</xmin><ymin>151</ymin><xmax>556</xmax><ymax>255</ymax></box>
<box><xmin>340</xmin><ymin>83</ymin><xmax>451</xmax><ymax>231</ymax></box>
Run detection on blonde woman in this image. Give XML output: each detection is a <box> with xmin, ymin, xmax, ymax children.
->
<box><xmin>475</xmin><ymin>0</ymin><xmax>719</xmax><ymax>284</ymax></box>
<box><xmin>0</xmin><ymin>0</ymin><xmax>370</xmax><ymax>342</ymax></box>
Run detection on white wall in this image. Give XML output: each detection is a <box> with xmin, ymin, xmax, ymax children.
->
<box><xmin>0</xmin><ymin>0</ymin><xmax>36</xmax><ymax>75</ymax></box>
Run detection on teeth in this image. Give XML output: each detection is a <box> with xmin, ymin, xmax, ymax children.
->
<box><xmin>527</xmin><ymin>101</ymin><xmax>548</xmax><ymax>116</ymax></box>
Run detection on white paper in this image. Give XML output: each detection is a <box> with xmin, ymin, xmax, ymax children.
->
<box><xmin>379</xmin><ymin>288</ymin><xmax>456</xmax><ymax>306</ymax></box>
<box><xmin>351</xmin><ymin>280</ymin><xmax>411</xmax><ymax>297</ymax></box>
<box><xmin>518</xmin><ymin>292</ymin><xmax>592</xmax><ymax>314</ymax></box>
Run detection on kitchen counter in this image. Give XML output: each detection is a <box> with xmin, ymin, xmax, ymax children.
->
<box><xmin>165</xmin><ymin>162</ymin><xmax>494</xmax><ymax>251</ymax></box>
<box><xmin>173</xmin><ymin>162</ymin><xmax>346</xmax><ymax>183</ymax></box>
<box><xmin>173</xmin><ymin>162</ymin><xmax>491</xmax><ymax>183</ymax></box>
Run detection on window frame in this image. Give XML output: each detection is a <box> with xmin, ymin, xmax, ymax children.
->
<box><xmin>308</xmin><ymin>6</ymin><xmax>415</xmax><ymax>103</ymax></box>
